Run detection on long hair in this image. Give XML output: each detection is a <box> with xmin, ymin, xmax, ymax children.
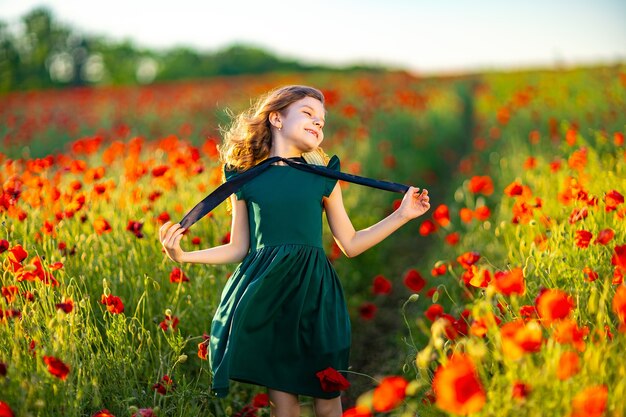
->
<box><xmin>218</xmin><ymin>85</ymin><xmax>328</xmax><ymax>172</ymax></box>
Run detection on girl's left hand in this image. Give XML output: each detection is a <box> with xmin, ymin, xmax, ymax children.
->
<box><xmin>397</xmin><ymin>186</ymin><xmax>431</xmax><ymax>220</ymax></box>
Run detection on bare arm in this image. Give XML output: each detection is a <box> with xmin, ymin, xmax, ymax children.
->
<box><xmin>159</xmin><ymin>195</ymin><xmax>250</xmax><ymax>264</ymax></box>
<box><xmin>323</xmin><ymin>183</ymin><xmax>430</xmax><ymax>258</ymax></box>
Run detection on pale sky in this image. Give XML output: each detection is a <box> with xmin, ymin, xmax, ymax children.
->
<box><xmin>1</xmin><ymin>0</ymin><xmax>625</xmax><ymax>74</ymax></box>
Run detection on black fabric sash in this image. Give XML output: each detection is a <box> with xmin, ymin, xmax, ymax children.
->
<box><xmin>178</xmin><ymin>155</ymin><xmax>410</xmax><ymax>230</ymax></box>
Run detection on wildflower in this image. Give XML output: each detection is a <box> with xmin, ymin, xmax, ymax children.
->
<box><xmin>100</xmin><ymin>294</ymin><xmax>124</xmax><ymax>314</ymax></box>
<box><xmin>372</xmin><ymin>275</ymin><xmax>392</xmax><ymax>295</ymax></box>
<box><xmin>198</xmin><ymin>334</ymin><xmax>210</xmax><ymax>360</ymax></box>
<box><xmin>574</xmin><ymin>230</ymin><xmax>593</xmax><ymax>248</ymax></box>
<box><xmin>433</xmin><ymin>354</ymin><xmax>486</xmax><ymax>414</ymax></box>
<box><xmin>433</xmin><ymin>204</ymin><xmax>450</xmax><ymax>227</ymax></box>
<box><xmin>93</xmin><ymin>217</ymin><xmax>112</xmax><ymax>235</ymax></box>
<box><xmin>425</xmin><ymin>304</ymin><xmax>444</xmax><ymax>322</ymax></box>
<box><xmin>570</xmin><ymin>385</ymin><xmax>608</xmax><ymax>417</ymax></box>
<box><xmin>359</xmin><ymin>303</ymin><xmax>377</xmax><ymax>320</ymax></box>
<box><xmin>169</xmin><ymin>267</ymin><xmax>189</xmax><ymax>283</ymax></box>
<box><xmin>500</xmin><ymin>319</ymin><xmax>543</xmax><ymax>360</ymax></box>
<box><xmin>556</xmin><ymin>352</ymin><xmax>580</xmax><ymax>380</ymax></box>
<box><xmin>512</xmin><ymin>381</ymin><xmax>531</xmax><ymax>400</ymax></box>
<box><xmin>0</xmin><ymin>401</ymin><xmax>14</xmax><ymax>417</ymax></box>
<box><xmin>492</xmin><ymin>268</ymin><xmax>525</xmax><ymax>296</ymax></box>
<box><xmin>342</xmin><ymin>406</ymin><xmax>372</xmax><ymax>417</ymax></box>
<box><xmin>582</xmin><ymin>267</ymin><xmax>598</xmax><ymax>283</ymax></box>
<box><xmin>445</xmin><ymin>232</ymin><xmax>460</xmax><ymax>246</ymax></box>
<box><xmin>419</xmin><ymin>219</ymin><xmax>437</xmax><ymax>236</ymax></box>
<box><xmin>43</xmin><ymin>356</ymin><xmax>70</xmax><ymax>380</ymax></box>
<box><xmin>55</xmin><ymin>298</ymin><xmax>74</xmax><ymax>313</ymax></box>
<box><xmin>315</xmin><ymin>367</ymin><xmax>350</xmax><ymax>392</ymax></box>
<box><xmin>252</xmin><ymin>393</ymin><xmax>269</xmax><ymax>407</ymax></box>
<box><xmin>152</xmin><ymin>375</ymin><xmax>175</xmax><ymax>395</ymax></box>
<box><xmin>604</xmin><ymin>190</ymin><xmax>624</xmax><ymax>212</ymax></box>
<box><xmin>372</xmin><ymin>376</ymin><xmax>408</xmax><ymax>412</ymax></box>
<box><xmin>457</xmin><ymin>252</ymin><xmax>480</xmax><ymax>269</ymax></box>
<box><xmin>536</xmin><ymin>289</ymin><xmax>574</xmax><ymax>323</ymax></box>
<box><xmin>468</xmin><ymin>176</ymin><xmax>494</xmax><ymax>196</ymax></box>
<box><xmin>403</xmin><ymin>269</ymin><xmax>426</xmax><ymax>292</ymax></box>
<box><xmin>594</xmin><ymin>228</ymin><xmax>614</xmax><ymax>245</ymax></box>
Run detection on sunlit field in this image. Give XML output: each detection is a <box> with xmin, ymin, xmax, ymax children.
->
<box><xmin>1</xmin><ymin>65</ymin><xmax>625</xmax><ymax>417</ymax></box>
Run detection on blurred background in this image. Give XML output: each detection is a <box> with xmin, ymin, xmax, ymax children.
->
<box><xmin>1</xmin><ymin>0</ymin><xmax>625</xmax><ymax>92</ymax></box>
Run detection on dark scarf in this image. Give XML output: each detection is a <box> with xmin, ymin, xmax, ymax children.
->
<box><xmin>179</xmin><ymin>155</ymin><xmax>410</xmax><ymax>229</ymax></box>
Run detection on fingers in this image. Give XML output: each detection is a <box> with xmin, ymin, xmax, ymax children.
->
<box><xmin>159</xmin><ymin>221</ymin><xmax>185</xmax><ymax>245</ymax></box>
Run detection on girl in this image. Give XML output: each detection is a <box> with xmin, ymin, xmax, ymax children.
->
<box><xmin>159</xmin><ymin>85</ymin><xmax>430</xmax><ymax>417</ymax></box>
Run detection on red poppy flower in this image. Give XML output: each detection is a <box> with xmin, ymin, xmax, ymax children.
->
<box><xmin>431</xmin><ymin>263</ymin><xmax>447</xmax><ymax>277</ymax></box>
<box><xmin>558</xmin><ymin>351</ymin><xmax>580</xmax><ymax>381</ymax></box>
<box><xmin>372</xmin><ymin>376</ymin><xmax>408</xmax><ymax>412</ymax></box>
<box><xmin>425</xmin><ymin>304</ymin><xmax>444</xmax><ymax>322</ymax></box>
<box><xmin>568</xmin><ymin>207</ymin><xmax>588</xmax><ymax>224</ymax></box>
<box><xmin>372</xmin><ymin>275</ymin><xmax>392</xmax><ymax>295</ymax></box>
<box><xmin>570</xmin><ymin>385</ymin><xmax>608</xmax><ymax>417</ymax></box>
<box><xmin>169</xmin><ymin>267</ymin><xmax>189</xmax><ymax>283</ymax></box>
<box><xmin>492</xmin><ymin>268</ymin><xmax>525</xmax><ymax>296</ymax></box>
<box><xmin>2</xmin><ymin>286</ymin><xmax>19</xmax><ymax>303</ymax></box>
<box><xmin>535</xmin><ymin>289</ymin><xmax>574</xmax><ymax>323</ymax></box>
<box><xmin>232</xmin><ymin>405</ymin><xmax>257</xmax><ymax>417</ymax></box>
<box><xmin>43</xmin><ymin>356</ymin><xmax>70</xmax><ymax>380</ymax></box>
<box><xmin>152</xmin><ymin>375</ymin><xmax>175</xmax><ymax>395</ymax></box>
<box><xmin>459</xmin><ymin>208</ymin><xmax>473</xmax><ymax>223</ymax></box>
<box><xmin>574</xmin><ymin>230</ymin><xmax>593</xmax><ymax>248</ymax></box>
<box><xmin>468</xmin><ymin>176</ymin><xmax>494</xmax><ymax>196</ymax></box>
<box><xmin>419</xmin><ymin>219</ymin><xmax>437</xmax><ymax>236</ymax></box>
<box><xmin>0</xmin><ymin>362</ymin><xmax>7</xmax><ymax>377</ymax></box>
<box><xmin>100</xmin><ymin>294</ymin><xmax>124</xmax><ymax>314</ymax></box>
<box><xmin>0</xmin><ymin>239</ymin><xmax>9</xmax><ymax>253</ymax></box>
<box><xmin>500</xmin><ymin>319</ymin><xmax>543</xmax><ymax>360</ymax></box>
<box><xmin>359</xmin><ymin>303</ymin><xmax>377</xmax><ymax>320</ymax></box>
<box><xmin>580</xmin><ymin>266</ymin><xmax>598</xmax><ymax>283</ymax></box>
<box><xmin>474</xmin><ymin>206</ymin><xmax>490</xmax><ymax>221</ymax></box>
<box><xmin>604</xmin><ymin>190</ymin><xmax>624</xmax><ymax>212</ymax></box>
<box><xmin>594</xmin><ymin>228</ymin><xmax>614</xmax><ymax>245</ymax></box>
<box><xmin>151</xmin><ymin>165</ymin><xmax>169</xmax><ymax>177</ymax></box>
<box><xmin>315</xmin><ymin>367</ymin><xmax>350</xmax><ymax>392</ymax></box>
<box><xmin>0</xmin><ymin>401</ymin><xmax>14</xmax><ymax>417</ymax></box>
<box><xmin>433</xmin><ymin>354</ymin><xmax>486</xmax><ymax>415</ymax></box>
<box><xmin>342</xmin><ymin>406</ymin><xmax>372</xmax><ymax>417</ymax></box>
<box><xmin>403</xmin><ymin>269</ymin><xmax>426</xmax><ymax>292</ymax></box>
<box><xmin>504</xmin><ymin>182</ymin><xmax>524</xmax><ymax>197</ymax></box>
<box><xmin>252</xmin><ymin>392</ymin><xmax>269</xmax><ymax>407</ymax></box>
<box><xmin>457</xmin><ymin>252</ymin><xmax>480</xmax><ymax>269</ymax></box>
<box><xmin>92</xmin><ymin>217</ymin><xmax>111</xmax><ymax>235</ymax></box>
<box><xmin>433</xmin><ymin>204</ymin><xmax>450</xmax><ymax>227</ymax></box>
<box><xmin>611</xmin><ymin>245</ymin><xmax>626</xmax><ymax>271</ymax></box>
<box><xmin>445</xmin><ymin>232</ymin><xmax>460</xmax><ymax>246</ymax></box>
<box><xmin>512</xmin><ymin>381</ymin><xmax>531</xmax><ymax>400</ymax></box>
<box><xmin>55</xmin><ymin>299</ymin><xmax>74</xmax><ymax>313</ymax></box>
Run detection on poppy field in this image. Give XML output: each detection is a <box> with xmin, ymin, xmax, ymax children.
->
<box><xmin>1</xmin><ymin>65</ymin><xmax>625</xmax><ymax>417</ymax></box>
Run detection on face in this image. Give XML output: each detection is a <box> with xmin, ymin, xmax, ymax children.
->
<box><xmin>272</xmin><ymin>96</ymin><xmax>326</xmax><ymax>153</ymax></box>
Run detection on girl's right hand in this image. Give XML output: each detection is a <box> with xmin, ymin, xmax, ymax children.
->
<box><xmin>159</xmin><ymin>221</ymin><xmax>186</xmax><ymax>262</ymax></box>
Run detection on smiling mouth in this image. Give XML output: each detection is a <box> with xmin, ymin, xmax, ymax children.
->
<box><xmin>305</xmin><ymin>129</ymin><xmax>318</xmax><ymax>138</ymax></box>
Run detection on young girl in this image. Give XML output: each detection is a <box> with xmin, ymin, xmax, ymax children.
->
<box><xmin>159</xmin><ymin>85</ymin><xmax>430</xmax><ymax>417</ymax></box>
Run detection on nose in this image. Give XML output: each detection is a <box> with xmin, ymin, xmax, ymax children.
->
<box><xmin>313</xmin><ymin>119</ymin><xmax>322</xmax><ymax>127</ymax></box>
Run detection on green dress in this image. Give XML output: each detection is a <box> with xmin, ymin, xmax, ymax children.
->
<box><xmin>209</xmin><ymin>155</ymin><xmax>351</xmax><ymax>399</ymax></box>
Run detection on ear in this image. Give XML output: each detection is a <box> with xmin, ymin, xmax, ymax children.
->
<box><xmin>268</xmin><ymin>111</ymin><xmax>281</xmax><ymax>129</ymax></box>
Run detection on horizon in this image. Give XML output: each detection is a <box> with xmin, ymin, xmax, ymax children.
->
<box><xmin>1</xmin><ymin>0</ymin><xmax>626</xmax><ymax>76</ymax></box>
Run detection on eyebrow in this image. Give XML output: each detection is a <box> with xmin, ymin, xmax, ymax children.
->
<box><xmin>300</xmin><ymin>105</ymin><xmax>326</xmax><ymax>122</ymax></box>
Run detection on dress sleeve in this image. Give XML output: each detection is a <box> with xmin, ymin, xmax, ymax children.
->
<box><xmin>323</xmin><ymin>155</ymin><xmax>341</xmax><ymax>197</ymax></box>
<box><xmin>223</xmin><ymin>164</ymin><xmax>245</xmax><ymax>200</ymax></box>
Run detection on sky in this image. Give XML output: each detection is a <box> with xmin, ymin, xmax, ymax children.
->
<box><xmin>1</xmin><ymin>0</ymin><xmax>625</xmax><ymax>75</ymax></box>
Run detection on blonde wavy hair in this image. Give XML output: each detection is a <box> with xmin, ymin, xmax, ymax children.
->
<box><xmin>218</xmin><ymin>85</ymin><xmax>330</xmax><ymax>173</ymax></box>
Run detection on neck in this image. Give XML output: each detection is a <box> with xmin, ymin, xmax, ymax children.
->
<box><xmin>270</xmin><ymin>143</ymin><xmax>302</xmax><ymax>158</ymax></box>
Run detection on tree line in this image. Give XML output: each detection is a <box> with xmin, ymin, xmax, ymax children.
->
<box><xmin>0</xmin><ymin>7</ymin><xmax>388</xmax><ymax>93</ymax></box>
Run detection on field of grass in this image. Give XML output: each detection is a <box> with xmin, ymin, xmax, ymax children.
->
<box><xmin>1</xmin><ymin>65</ymin><xmax>625</xmax><ymax>417</ymax></box>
